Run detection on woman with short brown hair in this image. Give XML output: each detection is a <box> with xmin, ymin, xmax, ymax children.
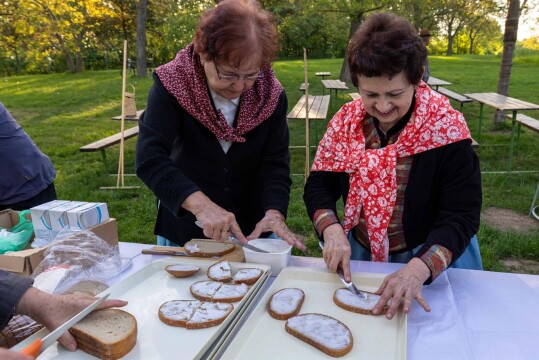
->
<box><xmin>136</xmin><ymin>0</ymin><xmax>304</xmax><ymax>251</ymax></box>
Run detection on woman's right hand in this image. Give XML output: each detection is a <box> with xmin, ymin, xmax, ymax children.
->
<box><xmin>183</xmin><ymin>191</ymin><xmax>247</xmax><ymax>243</ymax></box>
<box><xmin>322</xmin><ymin>223</ymin><xmax>352</xmax><ymax>281</ymax></box>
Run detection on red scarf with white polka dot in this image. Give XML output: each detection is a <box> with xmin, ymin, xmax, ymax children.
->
<box><xmin>155</xmin><ymin>44</ymin><xmax>283</xmax><ymax>142</ymax></box>
<box><xmin>311</xmin><ymin>84</ymin><xmax>471</xmax><ymax>261</ymax></box>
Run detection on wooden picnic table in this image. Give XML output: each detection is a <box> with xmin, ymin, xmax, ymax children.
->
<box><xmin>315</xmin><ymin>71</ymin><xmax>331</xmax><ymax>79</ymax></box>
<box><xmin>321</xmin><ymin>79</ymin><xmax>348</xmax><ymax>100</ymax></box>
<box><xmin>111</xmin><ymin>109</ymin><xmax>144</xmax><ymax>121</ymax></box>
<box><xmin>427</xmin><ymin>76</ymin><xmax>452</xmax><ymax>90</ymax></box>
<box><xmin>464</xmin><ymin>92</ymin><xmax>539</xmax><ymax>171</ymax></box>
<box><xmin>287</xmin><ymin>95</ymin><xmax>330</xmax><ymax>179</ymax></box>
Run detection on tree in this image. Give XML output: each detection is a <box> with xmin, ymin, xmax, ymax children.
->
<box><xmin>494</xmin><ymin>0</ymin><xmax>523</xmax><ymax>125</ymax></box>
<box><xmin>136</xmin><ymin>0</ymin><xmax>148</xmax><ymax>77</ymax></box>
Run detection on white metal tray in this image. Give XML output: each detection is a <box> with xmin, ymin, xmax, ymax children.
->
<box><xmin>14</xmin><ymin>258</ymin><xmax>270</xmax><ymax>359</ymax></box>
<box><xmin>215</xmin><ymin>266</ymin><xmax>407</xmax><ymax>359</ymax></box>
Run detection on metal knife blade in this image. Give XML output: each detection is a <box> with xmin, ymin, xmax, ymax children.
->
<box><xmin>319</xmin><ymin>240</ymin><xmax>367</xmax><ymax>300</ymax></box>
<box><xmin>142</xmin><ymin>249</ymin><xmax>190</xmax><ymax>256</ymax></box>
<box><xmin>195</xmin><ymin>221</ymin><xmax>270</xmax><ymax>253</ymax></box>
<box><xmin>336</xmin><ymin>266</ymin><xmax>367</xmax><ymax>300</ymax></box>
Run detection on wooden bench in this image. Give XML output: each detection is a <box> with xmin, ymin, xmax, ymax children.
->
<box><xmin>348</xmin><ymin>92</ymin><xmax>360</xmax><ymax>101</ymax></box>
<box><xmin>437</xmin><ymin>87</ymin><xmax>472</xmax><ymax>111</ymax></box>
<box><xmin>80</xmin><ymin>126</ymin><xmax>139</xmax><ymax>174</ymax></box>
<box><xmin>506</xmin><ymin>113</ymin><xmax>539</xmax><ymax>136</ymax></box>
<box><xmin>111</xmin><ymin>109</ymin><xmax>145</xmax><ymax>121</ymax></box>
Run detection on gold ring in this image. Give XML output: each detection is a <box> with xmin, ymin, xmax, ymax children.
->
<box><xmin>222</xmin><ymin>228</ymin><xmax>230</xmax><ymax>233</ymax></box>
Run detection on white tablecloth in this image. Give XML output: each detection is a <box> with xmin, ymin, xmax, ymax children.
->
<box><xmin>120</xmin><ymin>242</ymin><xmax>539</xmax><ymax>360</ymax></box>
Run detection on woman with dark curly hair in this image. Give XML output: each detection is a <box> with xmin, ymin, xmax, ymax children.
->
<box><xmin>136</xmin><ymin>0</ymin><xmax>304</xmax><ymax>251</ymax></box>
<box><xmin>304</xmin><ymin>13</ymin><xmax>482</xmax><ymax>319</ymax></box>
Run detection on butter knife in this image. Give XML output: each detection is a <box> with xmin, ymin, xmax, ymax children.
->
<box><xmin>195</xmin><ymin>221</ymin><xmax>270</xmax><ymax>253</ymax></box>
<box><xmin>141</xmin><ymin>249</ymin><xmax>220</xmax><ymax>258</ymax></box>
<box><xmin>319</xmin><ymin>240</ymin><xmax>367</xmax><ymax>300</ymax></box>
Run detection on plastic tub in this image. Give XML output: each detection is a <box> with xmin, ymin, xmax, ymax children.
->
<box><xmin>242</xmin><ymin>239</ymin><xmax>292</xmax><ymax>275</ymax></box>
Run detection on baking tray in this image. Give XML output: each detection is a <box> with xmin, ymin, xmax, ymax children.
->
<box><xmin>215</xmin><ymin>266</ymin><xmax>407</xmax><ymax>359</ymax></box>
<box><xmin>13</xmin><ymin>258</ymin><xmax>270</xmax><ymax>359</ymax></box>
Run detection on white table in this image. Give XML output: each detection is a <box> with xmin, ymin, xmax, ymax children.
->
<box><xmin>120</xmin><ymin>242</ymin><xmax>539</xmax><ymax>360</ymax></box>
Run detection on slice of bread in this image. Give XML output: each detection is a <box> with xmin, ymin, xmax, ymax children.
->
<box><xmin>69</xmin><ymin>309</ymin><xmax>137</xmax><ymax>360</ymax></box>
<box><xmin>285</xmin><ymin>313</ymin><xmax>353</xmax><ymax>357</ymax></box>
<box><xmin>165</xmin><ymin>264</ymin><xmax>200</xmax><ymax>278</ymax></box>
<box><xmin>158</xmin><ymin>300</ymin><xmax>201</xmax><ymax>327</ymax></box>
<box><xmin>158</xmin><ymin>300</ymin><xmax>233</xmax><ymax>330</ymax></box>
<box><xmin>187</xmin><ymin>302</ymin><xmax>234</xmax><ymax>329</ymax></box>
<box><xmin>183</xmin><ymin>239</ymin><xmax>235</xmax><ymax>257</ymax></box>
<box><xmin>190</xmin><ymin>280</ymin><xmax>249</xmax><ymax>303</ymax></box>
<box><xmin>232</xmin><ymin>268</ymin><xmax>263</xmax><ymax>285</ymax></box>
<box><xmin>333</xmin><ymin>288</ymin><xmax>388</xmax><ymax>316</ymax></box>
<box><xmin>212</xmin><ymin>283</ymin><xmax>249</xmax><ymax>303</ymax></box>
<box><xmin>207</xmin><ymin>260</ymin><xmax>232</xmax><ymax>282</ymax></box>
<box><xmin>267</xmin><ymin>288</ymin><xmax>305</xmax><ymax>320</ymax></box>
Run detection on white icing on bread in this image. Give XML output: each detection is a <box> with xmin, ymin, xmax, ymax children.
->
<box><xmin>333</xmin><ymin>288</ymin><xmax>388</xmax><ymax>315</ymax></box>
<box><xmin>158</xmin><ymin>300</ymin><xmax>233</xmax><ymax>329</ymax></box>
<box><xmin>268</xmin><ymin>288</ymin><xmax>305</xmax><ymax>320</ymax></box>
<box><xmin>285</xmin><ymin>313</ymin><xmax>353</xmax><ymax>357</ymax></box>
<box><xmin>190</xmin><ymin>280</ymin><xmax>249</xmax><ymax>303</ymax></box>
<box><xmin>232</xmin><ymin>268</ymin><xmax>263</xmax><ymax>285</ymax></box>
<box><xmin>208</xmin><ymin>260</ymin><xmax>232</xmax><ymax>282</ymax></box>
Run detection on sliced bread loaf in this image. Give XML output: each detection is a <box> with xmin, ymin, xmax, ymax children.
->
<box><xmin>63</xmin><ymin>280</ymin><xmax>109</xmax><ymax>296</ymax></box>
<box><xmin>165</xmin><ymin>264</ymin><xmax>201</xmax><ymax>278</ymax></box>
<box><xmin>158</xmin><ymin>300</ymin><xmax>233</xmax><ymax>330</ymax></box>
<box><xmin>333</xmin><ymin>288</ymin><xmax>388</xmax><ymax>315</ymax></box>
<box><xmin>183</xmin><ymin>239</ymin><xmax>235</xmax><ymax>257</ymax></box>
<box><xmin>267</xmin><ymin>288</ymin><xmax>305</xmax><ymax>320</ymax></box>
<box><xmin>190</xmin><ymin>280</ymin><xmax>249</xmax><ymax>303</ymax></box>
<box><xmin>69</xmin><ymin>308</ymin><xmax>137</xmax><ymax>360</ymax></box>
<box><xmin>232</xmin><ymin>268</ymin><xmax>263</xmax><ymax>285</ymax></box>
<box><xmin>285</xmin><ymin>313</ymin><xmax>353</xmax><ymax>357</ymax></box>
<box><xmin>207</xmin><ymin>260</ymin><xmax>232</xmax><ymax>282</ymax></box>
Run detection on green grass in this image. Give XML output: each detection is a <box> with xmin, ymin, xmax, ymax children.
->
<box><xmin>0</xmin><ymin>55</ymin><xmax>538</xmax><ymax>273</ymax></box>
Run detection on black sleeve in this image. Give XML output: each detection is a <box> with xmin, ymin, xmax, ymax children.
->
<box><xmin>303</xmin><ymin>170</ymin><xmax>347</xmax><ymax>221</ymax></box>
<box><xmin>135</xmin><ymin>75</ymin><xmax>201</xmax><ymax>217</ymax></box>
<box><xmin>258</xmin><ymin>92</ymin><xmax>292</xmax><ymax>217</ymax></box>
<box><xmin>412</xmin><ymin>140</ymin><xmax>482</xmax><ymax>263</ymax></box>
<box><xmin>0</xmin><ymin>270</ymin><xmax>33</xmax><ymax>330</ymax></box>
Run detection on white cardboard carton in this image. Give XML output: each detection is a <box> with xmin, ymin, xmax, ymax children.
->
<box><xmin>30</xmin><ymin>200</ymin><xmax>71</xmax><ymax>244</ymax></box>
<box><xmin>48</xmin><ymin>201</ymin><xmax>88</xmax><ymax>237</ymax></box>
<box><xmin>66</xmin><ymin>202</ymin><xmax>109</xmax><ymax>230</ymax></box>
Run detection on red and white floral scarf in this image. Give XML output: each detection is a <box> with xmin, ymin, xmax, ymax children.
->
<box><xmin>311</xmin><ymin>84</ymin><xmax>471</xmax><ymax>261</ymax></box>
<box><xmin>155</xmin><ymin>44</ymin><xmax>283</xmax><ymax>142</ymax></box>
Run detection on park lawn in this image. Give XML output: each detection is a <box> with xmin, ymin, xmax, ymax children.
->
<box><xmin>0</xmin><ymin>55</ymin><xmax>537</xmax><ymax>273</ymax></box>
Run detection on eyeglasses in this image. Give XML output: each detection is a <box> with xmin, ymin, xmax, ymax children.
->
<box><xmin>214</xmin><ymin>62</ymin><xmax>263</xmax><ymax>82</ymax></box>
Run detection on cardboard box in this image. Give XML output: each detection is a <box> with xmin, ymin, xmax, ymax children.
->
<box><xmin>48</xmin><ymin>201</ymin><xmax>87</xmax><ymax>238</ymax></box>
<box><xmin>66</xmin><ymin>202</ymin><xmax>109</xmax><ymax>230</ymax></box>
<box><xmin>29</xmin><ymin>200</ymin><xmax>71</xmax><ymax>244</ymax></box>
<box><xmin>0</xmin><ymin>216</ymin><xmax>118</xmax><ymax>276</ymax></box>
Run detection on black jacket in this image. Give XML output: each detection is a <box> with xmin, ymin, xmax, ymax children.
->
<box><xmin>304</xmin><ymin>139</ymin><xmax>482</xmax><ymax>264</ymax></box>
<box><xmin>136</xmin><ymin>75</ymin><xmax>291</xmax><ymax>246</ymax></box>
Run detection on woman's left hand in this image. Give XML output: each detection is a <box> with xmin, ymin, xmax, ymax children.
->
<box><xmin>248</xmin><ymin>210</ymin><xmax>306</xmax><ymax>251</ymax></box>
<box><xmin>372</xmin><ymin>258</ymin><xmax>432</xmax><ymax>319</ymax></box>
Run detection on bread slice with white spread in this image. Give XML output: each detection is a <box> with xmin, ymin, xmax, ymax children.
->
<box><xmin>267</xmin><ymin>288</ymin><xmax>305</xmax><ymax>320</ymax></box>
<box><xmin>165</xmin><ymin>264</ymin><xmax>201</xmax><ymax>278</ymax></box>
<box><xmin>333</xmin><ymin>288</ymin><xmax>388</xmax><ymax>315</ymax></box>
<box><xmin>158</xmin><ymin>300</ymin><xmax>233</xmax><ymax>329</ymax></box>
<box><xmin>207</xmin><ymin>260</ymin><xmax>232</xmax><ymax>282</ymax></box>
<box><xmin>285</xmin><ymin>313</ymin><xmax>353</xmax><ymax>357</ymax></box>
<box><xmin>183</xmin><ymin>239</ymin><xmax>235</xmax><ymax>257</ymax></box>
<box><xmin>69</xmin><ymin>308</ymin><xmax>137</xmax><ymax>360</ymax></box>
<box><xmin>190</xmin><ymin>280</ymin><xmax>249</xmax><ymax>303</ymax></box>
<box><xmin>232</xmin><ymin>268</ymin><xmax>263</xmax><ymax>285</ymax></box>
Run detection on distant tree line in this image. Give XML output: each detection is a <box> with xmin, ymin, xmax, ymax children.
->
<box><xmin>0</xmin><ymin>0</ymin><xmax>535</xmax><ymax>76</ymax></box>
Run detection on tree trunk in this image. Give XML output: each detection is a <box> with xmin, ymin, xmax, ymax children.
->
<box><xmin>136</xmin><ymin>0</ymin><xmax>148</xmax><ymax>77</ymax></box>
<box><xmin>339</xmin><ymin>13</ymin><xmax>363</xmax><ymax>83</ymax></box>
<box><xmin>494</xmin><ymin>0</ymin><xmax>520</xmax><ymax>125</ymax></box>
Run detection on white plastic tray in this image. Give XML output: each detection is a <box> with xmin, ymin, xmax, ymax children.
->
<box><xmin>215</xmin><ymin>266</ymin><xmax>407</xmax><ymax>359</ymax></box>
<box><xmin>13</xmin><ymin>258</ymin><xmax>270</xmax><ymax>359</ymax></box>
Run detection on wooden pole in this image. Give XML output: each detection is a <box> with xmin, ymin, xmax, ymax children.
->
<box><xmin>303</xmin><ymin>48</ymin><xmax>310</xmax><ymax>183</ymax></box>
<box><xmin>116</xmin><ymin>40</ymin><xmax>128</xmax><ymax>188</ymax></box>
<box><xmin>100</xmin><ymin>40</ymin><xmax>139</xmax><ymax>190</ymax></box>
